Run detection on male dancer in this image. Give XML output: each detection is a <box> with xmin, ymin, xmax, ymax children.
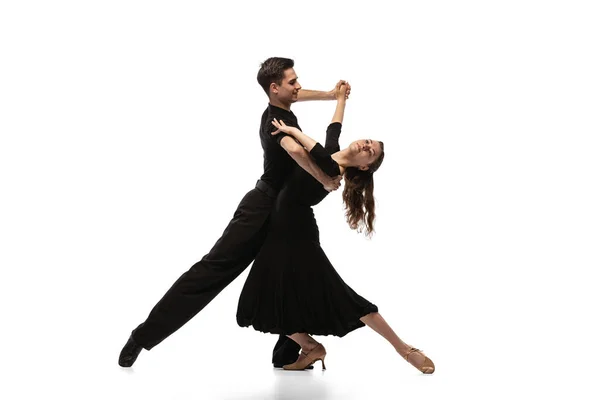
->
<box><xmin>119</xmin><ymin>57</ymin><xmax>351</xmax><ymax>368</ymax></box>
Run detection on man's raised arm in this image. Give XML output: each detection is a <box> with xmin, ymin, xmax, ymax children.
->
<box><xmin>296</xmin><ymin>80</ymin><xmax>351</xmax><ymax>102</ymax></box>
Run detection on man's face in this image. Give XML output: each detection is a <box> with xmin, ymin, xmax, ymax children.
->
<box><xmin>271</xmin><ymin>68</ymin><xmax>302</xmax><ymax>104</ymax></box>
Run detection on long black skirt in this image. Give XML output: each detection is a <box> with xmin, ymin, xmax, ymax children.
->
<box><xmin>237</xmin><ymin>237</ymin><xmax>378</xmax><ymax>337</ymax></box>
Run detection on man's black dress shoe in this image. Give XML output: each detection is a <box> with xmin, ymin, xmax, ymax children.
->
<box><xmin>272</xmin><ymin>336</ymin><xmax>313</xmax><ymax>369</ymax></box>
<box><xmin>119</xmin><ymin>335</ymin><xmax>143</xmax><ymax>367</ymax></box>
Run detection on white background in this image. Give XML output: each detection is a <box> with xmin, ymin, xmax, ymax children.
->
<box><xmin>1</xmin><ymin>1</ymin><xmax>599</xmax><ymax>399</ymax></box>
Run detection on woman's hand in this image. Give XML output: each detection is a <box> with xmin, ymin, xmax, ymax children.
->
<box><xmin>336</xmin><ymin>82</ymin><xmax>349</xmax><ymax>101</ymax></box>
<box><xmin>330</xmin><ymin>80</ymin><xmax>351</xmax><ymax>100</ymax></box>
<box><xmin>271</xmin><ymin>119</ymin><xmax>301</xmax><ymax>136</ymax></box>
<box><xmin>322</xmin><ymin>175</ymin><xmax>343</xmax><ymax>192</ymax></box>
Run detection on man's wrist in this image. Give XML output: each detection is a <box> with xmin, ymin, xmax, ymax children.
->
<box><xmin>316</xmin><ymin>169</ymin><xmax>328</xmax><ymax>185</ymax></box>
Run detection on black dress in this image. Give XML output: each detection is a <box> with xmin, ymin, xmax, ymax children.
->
<box><xmin>237</xmin><ymin>122</ymin><xmax>378</xmax><ymax>337</ymax></box>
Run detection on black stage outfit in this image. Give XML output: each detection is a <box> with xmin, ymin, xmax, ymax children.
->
<box><xmin>131</xmin><ymin>104</ymin><xmax>306</xmax><ymax>365</ymax></box>
<box><xmin>237</xmin><ymin>122</ymin><xmax>378</xmax><ymax>337</ymax></box>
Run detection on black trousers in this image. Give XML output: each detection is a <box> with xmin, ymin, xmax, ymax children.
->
<box><xmin>131</xmin><ymin>181</ymin><xmax>301</xmax><ymax>365</ymax></box>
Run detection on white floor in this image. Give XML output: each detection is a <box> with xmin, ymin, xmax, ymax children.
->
<box><xmin>4</xmin><ymin>305</ymin><xmax>597</xmax><ymax>400</ymax></box>
<box><xmin>108</xmin><ymin>333</ymin><xmax>598</xmax><ymax>399</ymax></box>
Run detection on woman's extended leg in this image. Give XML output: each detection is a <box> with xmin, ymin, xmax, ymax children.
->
<box><xmin>360</xmin><ymin>312</ymin><xmax>435</xmax><ymax>374</ymax></box>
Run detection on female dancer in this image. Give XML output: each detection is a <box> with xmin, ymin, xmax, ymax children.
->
<box><xmin>237</xmin><ymin>85</ymin><xmax>435</xmax><ymax>374</ymax></box>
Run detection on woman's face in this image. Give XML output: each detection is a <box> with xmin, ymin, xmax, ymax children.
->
<box><xmin>347</xmin><ymin>139</ymin><xmax>383</xmax><ymax>171</ymax></box>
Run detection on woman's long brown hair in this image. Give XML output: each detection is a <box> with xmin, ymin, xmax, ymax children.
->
<box><xmin>342</xmin><ymin>142</ymin><xmax>385</xmax><ymax>237</ymax></box>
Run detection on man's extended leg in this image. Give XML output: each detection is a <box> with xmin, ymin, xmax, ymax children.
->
<box><xmin>119</xmin><ymin>185</ymin><xmax>273</xmax><ymax>366</ymax></box>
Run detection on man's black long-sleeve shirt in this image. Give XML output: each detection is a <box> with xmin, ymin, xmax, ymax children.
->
<box><xmin>258</xmin><ymin>104</ymin><xmax>302</xmax><ymax>191</ymax></box>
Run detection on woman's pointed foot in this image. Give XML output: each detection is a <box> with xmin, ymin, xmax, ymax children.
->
<box><xmin>401</xmin><ymin>347</ymin><xmax>435</xmax><ymax>374</ymax></box>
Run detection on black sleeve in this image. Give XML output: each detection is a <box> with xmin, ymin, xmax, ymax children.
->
<box><xmin>274</xmin><ymin>130</ymin><xmax>293</xmax><ymax>146</ymax></box>
<box><xmin>324</xmin><ymin>122</ymin><xmax>342</xmax><ymax>153</ymax></box>
<box><xmin>264</xmin><ymin>117</ymin><xmax>294</xmax><ymax>146</ymax></box>
<box><xmin>309</xmin><ymin>143</ymin><xmax>341</xmax><ymax>177</ymax></box>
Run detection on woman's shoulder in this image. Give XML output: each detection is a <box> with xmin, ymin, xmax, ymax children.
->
<box><xmin>327</xmin><ymin>122</ymin><xmax>342</xmax><ymax>132</ymax></box>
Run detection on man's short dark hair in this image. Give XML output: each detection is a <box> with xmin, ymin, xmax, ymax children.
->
<box><xmin>257</xmin><ymin>57</ymin><xmax>295</xmax><ymax>96</ymax></box>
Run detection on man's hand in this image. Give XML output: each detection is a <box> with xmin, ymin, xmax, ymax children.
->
<box><xmin>329</xmin><ymin>80</ymin><xmax>351</xmax><ymax>100</ymax></box>
<box><xmin>336</xmin><ymin>83</ymin><xmax>349</xmax><ymax>101</ymax></box>
<box><xmin>323</xmin><ymin>175</ymin><xmax>343</xmax><ymax>192</ymax></box>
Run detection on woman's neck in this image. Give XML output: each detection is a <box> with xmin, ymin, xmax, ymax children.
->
<box><xmin>331</xmin><ymin>149</ymin><xmax>352</xmax><ymax>174</ymax></box>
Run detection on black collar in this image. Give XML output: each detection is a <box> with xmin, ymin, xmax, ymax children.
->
<box><xmin>268</xmin><ymin>103</ymin><xmax>295</xmax><ymax>116</ymax></box>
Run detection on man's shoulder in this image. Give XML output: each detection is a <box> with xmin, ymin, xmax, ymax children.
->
<box><xmin>266</xmin><ymin>104</ymin><xmax>295</xmax><ymax>118</ymax></box>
